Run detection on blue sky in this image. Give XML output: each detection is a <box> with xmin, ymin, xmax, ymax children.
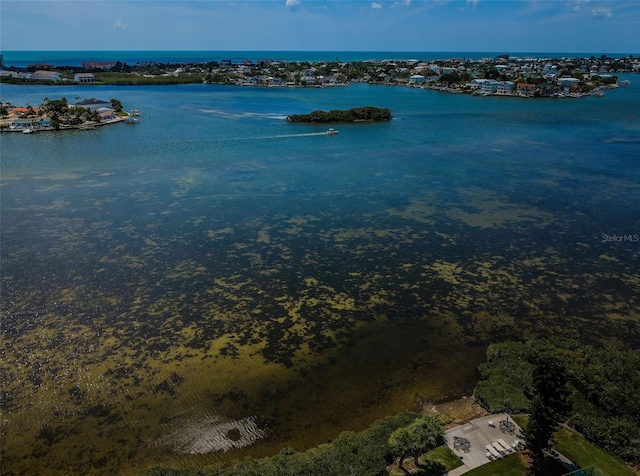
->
<box><xmin>1</xmin><ymin>0</ymin><xmax>638</xmax><ymax>52</ymax></box>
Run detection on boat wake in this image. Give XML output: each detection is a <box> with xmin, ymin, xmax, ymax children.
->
<box><xmin>271</xmin><ymin>132</ymin><xmax>335</xmax><ymax>138</ymax></box>
<box><xmin>229</xmin><ymin>131</ymin><xmax>336</xmax><ymax>141</ymax></box>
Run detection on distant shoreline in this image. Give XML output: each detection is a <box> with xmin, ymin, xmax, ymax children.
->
<box><xmin>1</xmin><ymin>54</ymin><xmax>635</xmax><ymax>101</ymax></box>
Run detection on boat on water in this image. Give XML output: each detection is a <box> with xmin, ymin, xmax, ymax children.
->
<box><xmin>326</xmin><ymin>128</ymin><xmax>339</xmax><ymax>135</ymax></box>
<box><xmin>22</xmin><ymin>128</ymin><xmax>33</xmax><ymax>134</ymax></box>
<box><xmin>78</xmin><ymin>124</ymin><xmax>96</xmax><ymax>130</ymax></box>
<box><xmin>124</xmin><ymin>110</ymin><xmax>140</xmax><ymax>123</ymax></box>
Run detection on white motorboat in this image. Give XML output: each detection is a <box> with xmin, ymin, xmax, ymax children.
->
<box><xmin>326</xmin><ymin>128</ymin><xmax>339</xmax><ymax>135</ymax></box>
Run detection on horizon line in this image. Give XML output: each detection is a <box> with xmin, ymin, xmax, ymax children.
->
<box><xmin>3</xmin><ymin>49</ymin><xmax>638</xmax><ymax>54</ymax></box>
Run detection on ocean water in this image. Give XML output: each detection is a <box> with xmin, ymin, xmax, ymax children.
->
<box><xmin>1</xmin><ymin>49</ymin><xmax>635</xmax><ymax>68</ymax></box>
<box><xmin>1</xmin><ymin>77</ymin><xmax>639</xmax><ymax>475</ymax></box>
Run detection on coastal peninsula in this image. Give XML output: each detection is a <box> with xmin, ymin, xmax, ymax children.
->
<box><xmin>1</xmin><ymin>54</ymin><xmax>635</xmax><ymax>99</ymax></box>
<box><xmin>0</xmin><ymin>96</ymin><xmax>137</xmax><ymax>133</ymax></box>
<box><xmin>286</xmin><ymin>106</ymin><xmax>392</xmax><ymax>123</ymax></box>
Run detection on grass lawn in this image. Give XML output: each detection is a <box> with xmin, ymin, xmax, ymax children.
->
<box><xmin>388</xmin><ymin>446</ymin><xmax>464</xmax><ymax>476</ymax></box>
<box><xmin>424</xmin><ymin>445</ymin><xmax>463</xmax><ymax>471</ymax></box>
<box><xmin>464</xmin><ymin>453</ymin><xmax>530</xmax><ymax>476</ymax></box>
<box><xmin>511</xmin><ymin>414</ymin><xmax>529</xmax><ymax>429</ymax></box>
<box><xmin>554</xmin><ymin>427</ymin><xmax>638</xmax><ymax>476</ymax></box>
<box><xmin>462</xmin><ymin>452</ymin><xmax>569</xmax><ymax>476</ymax></box>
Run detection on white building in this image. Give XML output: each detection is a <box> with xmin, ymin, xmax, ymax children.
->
<box><xmin>472</xmin><ymin>79</ymin><xmax>500</xmax><ymax>94</ymax></box>
<box><xmin>496</xmin><ymin>81</ymin><xmax>515</xmax><ymax>95</ymax></box>
<box><xmin>74</xmin><ymin>73</ymin><xmax>95</xmax><ymax>83</ymax></box>
<box><xmin>31</xmin><ymin>70</ymin><xmax>61</xmax><ymax>81</ymax></box>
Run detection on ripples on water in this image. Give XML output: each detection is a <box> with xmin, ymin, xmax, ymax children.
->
<box><xmin>1</xmin><ymin>81</ymin><xmax>639</xmax><ymax>475</ymax></box>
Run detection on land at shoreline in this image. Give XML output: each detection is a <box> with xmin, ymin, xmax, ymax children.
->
<box><xmin>422</xmin><ymin>395</ymin><xmax>489</xmax><ymax>426</ymax></box>
<box><xmin>1</xmin><ymin>53</ymin><xmax>636</xmax><ymax>99</ymax></box>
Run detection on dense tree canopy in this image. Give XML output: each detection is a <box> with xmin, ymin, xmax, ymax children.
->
<box><xmin>287</xmin><ymin>106</ymin><xmax>392</xmax><ymax>123</ymax></box>
<box><xmin>524</xmin><ymin>350</ymin><xmax>572</xmax><ymax>469</ymax></box>
<box><xmin>388</xmin><ymin>416</ymin><xmax>445</xmax><ymax>469</ymax></box>
<box><xmin>474</xmin><ymin>338</ymin><xmax>640</xmax><ymax>466</ymax></box>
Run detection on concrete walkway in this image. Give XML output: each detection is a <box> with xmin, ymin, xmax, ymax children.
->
<box><xmin>444</xmin><ymin>414</ymin><xmax>525</xmax><ymax>475</ymax></box>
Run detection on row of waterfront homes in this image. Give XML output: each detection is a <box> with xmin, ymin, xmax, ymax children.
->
<box><xmin>1</xmin><ymin>99</ymin><xmax>119</xmax><ymax>131</ymax></box>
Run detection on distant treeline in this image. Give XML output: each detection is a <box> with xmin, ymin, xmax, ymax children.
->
<box><xmin>287</xmin><ymin>106</ymin><xmax>392</xmax><ymax>123</ymax></box>
<box><xmin>0</xmin><ymin>73</ymin><xmax>203</xmax><ymax>86</ymax></box>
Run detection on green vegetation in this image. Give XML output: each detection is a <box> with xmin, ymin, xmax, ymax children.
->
<box><xmin>388</xmin><ymin>416</ymin><xmax>445</xmax><ymax>469</ymax></box>
<box><xmin>465</xmin><ymin>453</ymin><xmax>531</xmax><ymax>476</ymax></box>
<box><xmin>138</xmin><ymin>414</ymin><xmax>455</xmax><ymax>476</ymax></box>
<box><xmin>554</xmin><ymin>427</ymin><xmax>639</xmax><ymax>476</ymax></box>
<box><xmin>93</xmin><ymin>72</ymin><xmax>203</xmax><ymax>85</ymax></box>
<box><xmin>473</xmin><ymin>341</ymin><xmax>532</xmax><ymax>413</ymax></box>
<box><xmin>286</xmin><ymin>106</ymin><xmax>392</xmax><ymax>123</ymax></box>
<box><xmin>423</xmin><ymin>445</ymin><xmax>463</xmax><ymax>471</ymax></box>
<box><xmin>524</xmin><ymin>350</ymin><xmax>572</xmax><ymax>470</ymax></box>
<box><xmin>474</xmin><ymin>338</ymin><xmax>640</xmax><ymax>468</ymax></box>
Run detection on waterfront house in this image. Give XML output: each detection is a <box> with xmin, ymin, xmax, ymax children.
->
<box><xmin>12</xmin><ymin>118</ymin><xmax>34</xmax><ymax>129</ymax></box>
<box><xmin>38</xmin><ymin>118</ymin><xmax>52</xmax><ymax>128</ymax></box>
<box><xmin>496</xmin><ymin>81</ymin><xmax>515</xmax><ymax>95</ymax></box>
<box><xmin>472</xmin><ymin>79</ymin><xmax>500</xmax><ymax>94</ymax></box>
<box><xmin>409</xmin><ymin>74</ymin><xmax>426</xmax><ymax>84</ymax></box>
<box><xmin>471</xmin><ymin>78</ymin><xmax>487</xmax><ymax>90</ymax></box>
<box><xmin>74</xmin><ymin>73</ymin><xmax>95</xmax><ymax>83</ymax></box>
<box><xmin>97</xmin><ymin>108</ymin><xmax>116</xmax><ymax>122</ymax></box>
<box><xmin>481</xmin><ymin>80</ymin><xmax>500</xmax><ymax>94</ymax></box>
<box><xmin>31</xmin><ymin>70</ymin><xmax>61</xmax><ymax>81</ymax></box>
<box><xmin>517</xmin><ymin>83</ymin><xmax>537</xmax><ymax>96</ymax></box>
<box><xmin>319</xmin><ymin>75</ymin><xmax>338</xmax><ymax>86</ymax></box>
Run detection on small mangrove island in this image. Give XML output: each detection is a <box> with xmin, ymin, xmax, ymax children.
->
<box><xmin>286</xmin><ymin>106</ymin><xmax>392</xmax><ymax>123</ymax></box>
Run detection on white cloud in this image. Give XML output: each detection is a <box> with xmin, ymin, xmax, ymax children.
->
<box><xmin>466</xmin><ymin>0</ymin><xmax>479</xmax><ymax>8</ymax></box>
<box><xmin>592</xmin><ymin>6</ymin><xmax>612</xmax><ymax>19</ymax></box>
<box><xmin>392</xmin><ymin>0</ymin><xmax>412</xmax><ymax>7</ymax></box>
<box><xmin>371</xmin><ymin>2</ymin><xmax>382</xmax><ymax>9</ymax></box>
<box><xmin>113</xmin><ymin>18</ymin><xmax>126</xmax><ymax>30</ymax></box>
<box><xmin>568</xmin><ymin>0</ymin><xmax>590</xmax><ymax>12</ymax></box>
<box><xmin>285</xmin><ymin>0</ymin><xmax>300</xmax><ymax>9</ymax></box>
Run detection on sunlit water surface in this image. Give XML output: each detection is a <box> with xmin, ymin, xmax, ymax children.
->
<box><xmin>1</xmin><ymin>79</ymin><xmax>639</xmax><ymax>475</ymax></box>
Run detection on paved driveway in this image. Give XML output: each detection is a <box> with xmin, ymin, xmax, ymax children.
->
<box><xmin>444</xmin><ymin>414</ymin><xmax>524</xmax><ymax>475</ymax></box>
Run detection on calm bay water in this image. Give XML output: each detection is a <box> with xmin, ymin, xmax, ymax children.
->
<box><xmin>1</xmin><ymin>76</ymin><xmax>640</xmax><ymax>475</ymax></box>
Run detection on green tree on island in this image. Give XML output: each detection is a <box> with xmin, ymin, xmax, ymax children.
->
<box><xmin>110</xmin><ymin>98</ymin><xmax>123</xmax><ymax>112</ymax></box>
